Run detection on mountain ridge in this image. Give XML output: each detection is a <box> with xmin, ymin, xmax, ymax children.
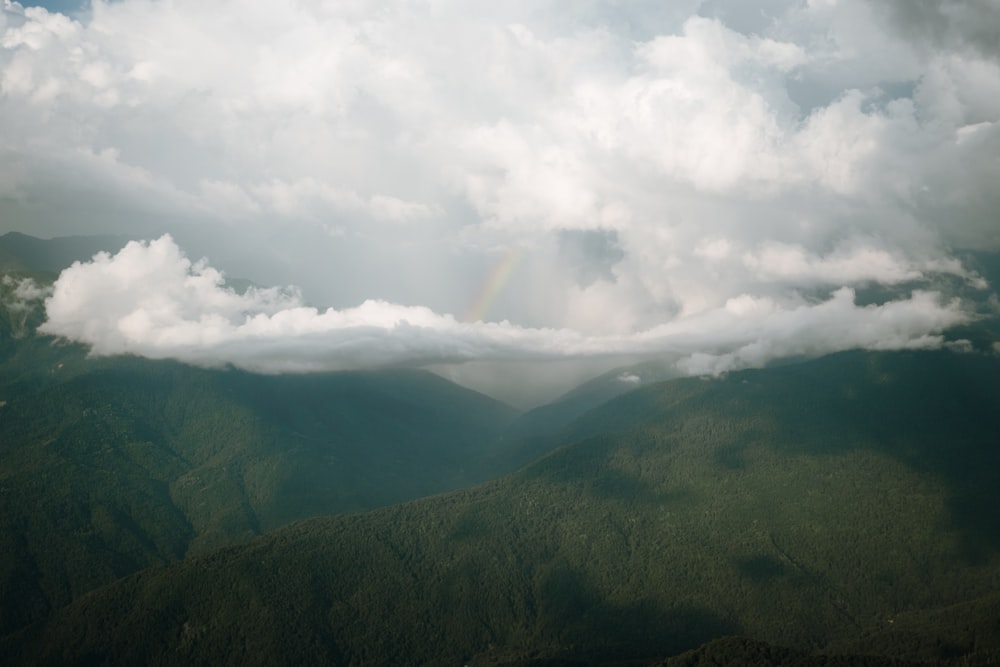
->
<box><xmin>0</xmin><ymin>231</ymin><xmax>133</xmax><ymax>274</ymax></box>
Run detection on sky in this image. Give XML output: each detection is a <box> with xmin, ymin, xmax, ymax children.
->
<box><xmin>2</xmin><ymin>0</ymin><xmax>999</xmax><ymax>406</ymax></box>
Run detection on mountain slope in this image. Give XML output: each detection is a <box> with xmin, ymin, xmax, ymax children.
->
<box><xmin>7</xmin><ymin>349</ymin><xmax>998</xmax><ymax>665</ymax></box>
<box><xmin>0</xmin><ymin>321</ymin><xmax>520</xmax><ymax>637</ymax></box>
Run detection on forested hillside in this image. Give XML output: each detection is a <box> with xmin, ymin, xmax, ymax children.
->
<box><xmin>0</xmin><ymin>274</ymin><xmax>521</xmax><ymax>636</ymax></box>
<box><xmin>6</xmin><ymin>349</ymin><xmax>998</xmax><ymax>666</ymax></box>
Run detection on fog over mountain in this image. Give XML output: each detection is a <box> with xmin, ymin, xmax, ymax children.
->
<box><xmin>3</xmin><ymin>0</ymin><xmax>999</xmax><ymax>403</ymax></box>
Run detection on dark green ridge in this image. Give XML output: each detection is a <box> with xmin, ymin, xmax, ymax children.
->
<box><xmin>5</xmin><ymin>348</ymin><xmax>998</xmax><ymax>666</ymax></box>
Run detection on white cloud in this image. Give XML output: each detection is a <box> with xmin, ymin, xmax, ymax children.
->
<box><xmin>741</xmin><ymin>241</ymin><xmax>977</xmax><ymax>285</ymax></box>
<box><xmin>616</xmin><ymin>372</ymin><xmax>642</xmax><ymax>385</ymax></box>
<box><xmin>37</xmin><ymin>236</ymin><xmax>969</xmax><ymax>376</ymax></box>
<box><xmin>670</xmin><ymin>288</ymin><xmax>962</xmax><ymax>375</ymax></box>
<box><xmin>1</xmin><ymin>274</ymin><xmax>50</xmax><ymax>337</ymax></box>
<box><xmin>2</xmin><ymin>274</ymin><xmax>51</xmax><ymax>308</ymax></box>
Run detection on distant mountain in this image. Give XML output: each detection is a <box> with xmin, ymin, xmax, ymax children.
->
<box><xmin>0</xmin><ymin>244</ymin><xmax>26</xmax><ymax>273</ymax></box>
<box><xmin>7</xmin><ymin>348</ymin><xmax>998</xmax><ymax>665</ymax></box>
<box><xmin>0</xmin><ymin>285</ymin><xmax>520</xmax><ymax>637</ymax></box>
<box><xmin>486</xmin><ymin>360</ymin><xmax>680</xmax><ymax>478</ymax></box>
<box><xmin>506</xmin><ymin>360</ymin><xmax>678</xmax><ymax>438</ymax></box>
<box><xmin>0</xmin><ymin>231</ymin><xmax>132</xmax><ymax>274</ymax></box>
<box><xmin>0</xmin><ymin>231</ymin><xmax>260</xmax><ymax>296</ymax></box>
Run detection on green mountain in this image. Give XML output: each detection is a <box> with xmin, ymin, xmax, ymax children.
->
<box><xmin>0</xmin><ymin>285</ymin><xmax>521</xmax><ymax>637</ymax></box>
<box><xmin>6</xmin><ymin>349</ymin><xmax>998</xmax><ymax>666</ymax></box>
<box><xmin>0</xmin><ymin>232</ymin><xmax>132</xmax><ymax>274</ymax></box>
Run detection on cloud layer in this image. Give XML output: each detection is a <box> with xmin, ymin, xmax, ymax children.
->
<box><xmin>36</xmin><ymin>236</ymin><xmax>968</xmax><ymax>376</ymax></box>
<box><xmin>3</xmin><ymin>0</ymin><xmax>998</xmax><ymax>386</ymax></box>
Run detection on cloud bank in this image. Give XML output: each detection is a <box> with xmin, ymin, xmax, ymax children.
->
<box><xmin>2</xmin><ymin>0</ymin><xmax>998</xmax><ymax>387</ymax></box>
<box><xmin>36</xmin><ymin>236</ymin><xmax>968</xmax><ymax>375</ymax></box>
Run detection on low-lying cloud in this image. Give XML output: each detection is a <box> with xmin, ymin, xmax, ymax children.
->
<box><xmin>36</xmin><ymin>236</ymin><xmax>969</xmax><ymax>376</ymax></box>
<box><xmin>1</xmin><ymin>274</ymin><xmax>52</xmax><ymax>337</ymax></box>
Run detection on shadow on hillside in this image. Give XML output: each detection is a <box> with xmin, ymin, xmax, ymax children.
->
<box><xmin>741</xmin><ymin>350</ymin><xmax>1000</xmax><ymax>561</ymax></box>
<box><xmin>712</xmin><ymin>429</ymin><xmax>769</xmax><ymax>471</ymax></box>
<box><xmin>946</xmin><ymin>492</ymin><xmax>1000</xmax><ymax>564</ymax></box>
<box><xmin>533</xmin><ymin>563</ymin><xmax>740</xmax><ymax>663</ymax></box>
<box><xmin>519</xmin><ymin>436</ymin><xmax>684</xmax><ymax>508</ymax></box>
<box><xmin>735</xmin><ymin>555</ymin><xmax>787</xmax><ymax>581</ymax></box>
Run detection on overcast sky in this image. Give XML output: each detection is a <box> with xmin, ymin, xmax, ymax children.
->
<box><xmin>3</xmin><ymin>0</ymin><xmax>998</xmax><ymax>405</ymax></box>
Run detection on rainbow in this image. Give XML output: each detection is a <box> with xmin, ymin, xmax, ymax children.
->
<box><xmin>462</xmin><ymin>247</ymin><xmax>525</xmax><ymax>323</ymax></box>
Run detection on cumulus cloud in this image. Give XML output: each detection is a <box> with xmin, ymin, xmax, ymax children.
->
<box><xmin>37</xmin><ymin>236</ymin><xmax>969</xmax><ymax>376</ymax></box>
<box><xmin>2</xmin><ymin>0</ymin><xmax>998</xmax><ymax>391</ymax></box>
